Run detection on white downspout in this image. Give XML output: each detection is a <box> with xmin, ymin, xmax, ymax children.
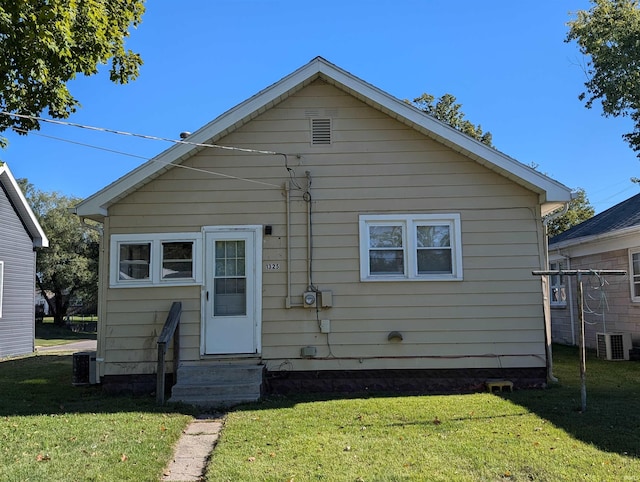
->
<box><xmin>542</xmin><ymin>202</ymin><xmax>571</xmax><ymax>383</ymax></box>
<box><xmin>285</xmin><ymin>181</ymin><xmax>292</xmax><ymax>308</ymax></box>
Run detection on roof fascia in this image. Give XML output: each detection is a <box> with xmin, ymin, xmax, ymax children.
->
<box><xmin>74</xmin><ymin>60</ymin><xmax>325</xmax><ymax>220</ymax></box>
<box><xmin>549</xmin><ymin>224</ymin><xmax>640</xmax><ymax>255</ymax></box>
<box><xmin>313</xmin><ymin>59</ymin><xmax>572</xmax><ymax>209</ymax></box>
<box><xmin>0</xmin><ymin>164</ymin><xmax>49</xmax><ymax>247</ymax></box>
<box><xmin>74</xmin><ymin>57</ymin><xmax>572</xmax><ymax>219</ymax></box>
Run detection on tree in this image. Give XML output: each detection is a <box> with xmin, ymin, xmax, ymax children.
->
<box><xmin>546</xmin><ymin>188</ymin><xmax>595</xmax><ymax>237</ymax></box>
<box><xmin>20</xmin><ymin>181</ymin><xmax>99</xmax><ymax>325</ymax></box>
<box><xmin>411</xmin><ymin>93</ymin><xmax>493</xmax><ymax>146</ymax></box>
<box><xmin>409</xmin><ymin>92</ymin><xmax>594</xmax><ymax>236</ymax></box>
<box><xmin>566</xmin><ymin>0</ymin><xmax>640</xmax><ymax>156</ymax></box>
<box><xmin>0</xmin><ymin>0</ymin><xmax>145</xmax><ymax>146</ymax></box>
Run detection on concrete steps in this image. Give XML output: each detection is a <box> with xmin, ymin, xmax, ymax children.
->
<box><xmin>169</xmin><ymin>363</ymin><xmax>263</xmax><ymax>409</ymax></box>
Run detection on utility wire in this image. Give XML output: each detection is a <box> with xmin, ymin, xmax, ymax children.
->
<box><xmin>6</xmin><ymin>113</ymin><xmax>286</xmax><ymax>188</ymax></box>
<box><xmin>14</xmin><ymin>128</ymin><xmax>148</xmax><ymax>159</ymax></box>
<box><xmin>2</xmin><ymin>111</ymin><xmax>279</xmax><ymax>156</ymax></box>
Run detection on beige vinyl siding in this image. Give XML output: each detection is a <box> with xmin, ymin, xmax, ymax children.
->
<box><xmin>101</xmin><ymin>79</ymin><xmax>546</xmax><ymax>375</ymax></box>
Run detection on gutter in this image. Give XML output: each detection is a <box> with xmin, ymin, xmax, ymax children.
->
<box><xmin>549</xmin><ymin>223</ymin><xmax>640</xmax><ymax>252</ymax></box>
<box><xmin>68</xmin><ymin>207</ymin><xmax>104</xmax><ymax>234</ymax></box>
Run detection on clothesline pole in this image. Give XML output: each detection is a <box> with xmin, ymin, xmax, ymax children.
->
<box><xmin>576</xmin><ymin>272</ymin><xmax>587</xmax><ymax>412</ymax></box>
<box><xmin>532</xmin><ymin>269</ymin><xmax>626</xmax><ymax>412</ymax></box>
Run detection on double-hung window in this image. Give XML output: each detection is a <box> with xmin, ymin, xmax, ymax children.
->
<box><xmin>359</xmin><ymin>214</ymin><xmax>463</xmax><ymax>281</ymax></box>
<box><xmin>110</xmin><ymin>233</ymin><xmax>201</xmax><ymax>287</ymax></box>
<box><xmin>549</xmin><ymin>260</ymin><xmax>567</xmax><ymax>307</ymax></box>
<box><xmin>629</xmin><ymin>248</ymin><xmax>640</xmax><ymax>302</ymax></box>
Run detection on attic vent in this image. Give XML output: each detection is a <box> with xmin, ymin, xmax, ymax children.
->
<box><xmin>311</xmin><ymin>118</ymin><xmax>332</xmax><ymax>145</ymax></box>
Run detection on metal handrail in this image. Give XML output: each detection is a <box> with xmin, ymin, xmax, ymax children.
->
<box><xmin>156</xmin><ymin>301</ymin><xmax>182</xmax><ymax>404</ymax></box>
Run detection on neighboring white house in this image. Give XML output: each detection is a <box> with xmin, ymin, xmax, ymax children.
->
<box><xmin>73</xmin><ymin>57</ymin><xmax>573</xmax><ymax>405</ymax></box>
<box><xmin>0</xmin><ymin>163</ymin><xmax>49</xmax><ymax>357</ymax></box>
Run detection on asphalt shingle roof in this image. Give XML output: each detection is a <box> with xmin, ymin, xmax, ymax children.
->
<box><xmin>549</xmin><ymin>192</ymin><xmax>640</xmax><ymax>245</ymax></box>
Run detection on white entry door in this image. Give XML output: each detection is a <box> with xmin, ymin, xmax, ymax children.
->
<box><xmin>203</xmin><ymin>227</ymin><xmax>262</xmax><ymax>355</ymax></box>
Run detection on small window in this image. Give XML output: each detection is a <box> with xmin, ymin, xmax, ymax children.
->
<box><xmin>549</xmin><ymin>260</ymin><xmax>567</xmax><ymax>307</ymax></box>
<box><xmin>359</xmin><ymin>214</ymin><xmax>463</xmax><ymax>281</ymax></box>
<box><xmin>110</xmin><ymin>233</ymin><xmax>200</xmax><ymax>287</ymax></box>
<box><xmin>0</xmin><ymin>261</ymin><xmax>4</xmax><ymax>318</ymax></box>
<box><xmin>119</xmin><ymin>243</ymin><xmax>151</xmax><ymax>280</ymax></box>
<box><xmin>630</xmin><ymin>249</ymin><xmax>640</xmax><ymax>302</ymax></box>
<box><xmin>162</xmin><ymin>241</ymin><xmax>194</xmax><ymax>279</ymax></box>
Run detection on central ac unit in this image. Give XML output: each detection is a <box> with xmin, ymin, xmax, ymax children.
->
<box><xmin>596</xmin><ymin>332</ymin><xmax>632</xmax><ymax>361</ymax></box>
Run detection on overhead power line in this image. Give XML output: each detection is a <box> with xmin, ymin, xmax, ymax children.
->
<box><xmin>2</xmin><ymin>111</ymin><xmax>280</xmax><ymax>155</ymax></box>
<box><xmin>3</xmin><ymin>112</ymin><xmax>285</xmax><ymax>188</ymax></box>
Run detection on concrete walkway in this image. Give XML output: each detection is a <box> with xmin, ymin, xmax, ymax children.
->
<box><xmin>162</xmin><ymin>414</ymin><xmax>224</xmax><ymax>481</ymax></box>
<box><xmin>35</xmin><ymin>339</ymin><xmax>97</xmax><ymax>352</ymax></box>
<box><xmin>36</xmin><ymin>339</ymin><xmax>223</xmax><ymax>480</ymax></box>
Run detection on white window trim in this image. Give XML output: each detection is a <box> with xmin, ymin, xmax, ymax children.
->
<box><xmin>549</xmin><ymin>260</ymin><xmax>567</xmax><ymax>308</ymax></box>
<box><xmin>0</xmin><ymin>260</ymin><xmax>4</xmax><ymax>317</ymax></box>
<box><xmin>110</xmin><ymin>233</ymin><xmax>202</xmax><ymax>288</ymax></box>
<box><xmin>629</xmin><ymin>248</ymin><xmax>640</xmax><ymax>303</ymax></box>
<box><xmin>359</xmin><ymin>214</ymin><xmax>463</xmax><ymax>282</ymax></box>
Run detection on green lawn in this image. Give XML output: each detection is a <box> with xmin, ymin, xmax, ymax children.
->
<box><xmin>208</xmin><ymin>345</ymin><xmax>640</xmax><ymax>481</ymax></box>
<box><xmin>35</xmin><ymin>321</ymin><xmax>96</xmax><ymax>347</ymax></box>
<box><xmin>2</xmin><ymin>345</ymin><xmax>639</xmax><ymax>481</ymax></box>
<box><xmin>0</xmin><ymin>355</ymin><xmax>195</xmax><ymax>481</ymax></box>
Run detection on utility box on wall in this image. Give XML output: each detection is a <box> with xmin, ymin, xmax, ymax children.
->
<box><xmin>319</xmin><ymin>291</ymin><xmax>333</xmax><ymax>308</ymax></box>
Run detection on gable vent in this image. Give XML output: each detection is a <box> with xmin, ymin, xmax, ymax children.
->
<box><xmin>311</xmin><ymin>118</ymin><xmax>332</xmax><ymax>145</ymax></box>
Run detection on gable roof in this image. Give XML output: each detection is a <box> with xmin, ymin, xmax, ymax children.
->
<box><xmin>549</xmin><ymin>191</ymin><xmax>640</xmax><ymax>248</ymax></box>
<box><xmin>73</xmin><ymin>56</ymin><xmax>572</xmax><ymax>221</ymax></box>
<box><xmin>0</xmin><ymin>162</ymin><xmax>49</xmax><ymax>248</ymax></box>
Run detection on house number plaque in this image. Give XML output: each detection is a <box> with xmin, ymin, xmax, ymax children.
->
<box><xmin>265</xmin><ymin>263</ymin><xmax>281</xmax><ymax>270</ymax></box>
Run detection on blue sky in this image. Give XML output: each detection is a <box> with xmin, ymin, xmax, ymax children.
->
<box><xmin>2</xmin><ymin>1</ymin><xmax>638</xmax><ymax>214</ymax></box>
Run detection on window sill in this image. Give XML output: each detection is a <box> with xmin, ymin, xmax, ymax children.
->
<box><xmin>361</xmin><ymin>275</ymin><xmax>463</xmax><ymax>282</ymax></box>
<box><xmin>110</xmin><ymin>280</ymin><xmax>201</xmax><ymax>289</ymax></box>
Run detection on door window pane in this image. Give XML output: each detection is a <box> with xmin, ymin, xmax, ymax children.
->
<box><xmin>214</xmin><ymin>240</ymin><xmax>246</xmax><ymax>316</ymax></box>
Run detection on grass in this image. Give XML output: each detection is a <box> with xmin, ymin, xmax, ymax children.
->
<box><xmin>208</xmin><ymin>345</ymin><xmax>640</xmax><ymax>481</ymax></box>
<box><xmin>0</xmin><ymin>355</ymin><xmax>196</xmax><ymax>481</ymax></box>
<box><xmin>3</xmin><ymin>345</ymin><xmax>640</xmax><ymax>481</ymax></box>
<box><xmin>35</xmin><ymin>321</ymin><xmax>96</xmax><ymax>347</ymax></box>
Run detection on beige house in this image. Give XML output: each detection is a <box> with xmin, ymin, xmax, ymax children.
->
<box><xmin>73</xmin><ymin>57</ymin><xmax>572</xmax><ymax>405</ymax></box>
